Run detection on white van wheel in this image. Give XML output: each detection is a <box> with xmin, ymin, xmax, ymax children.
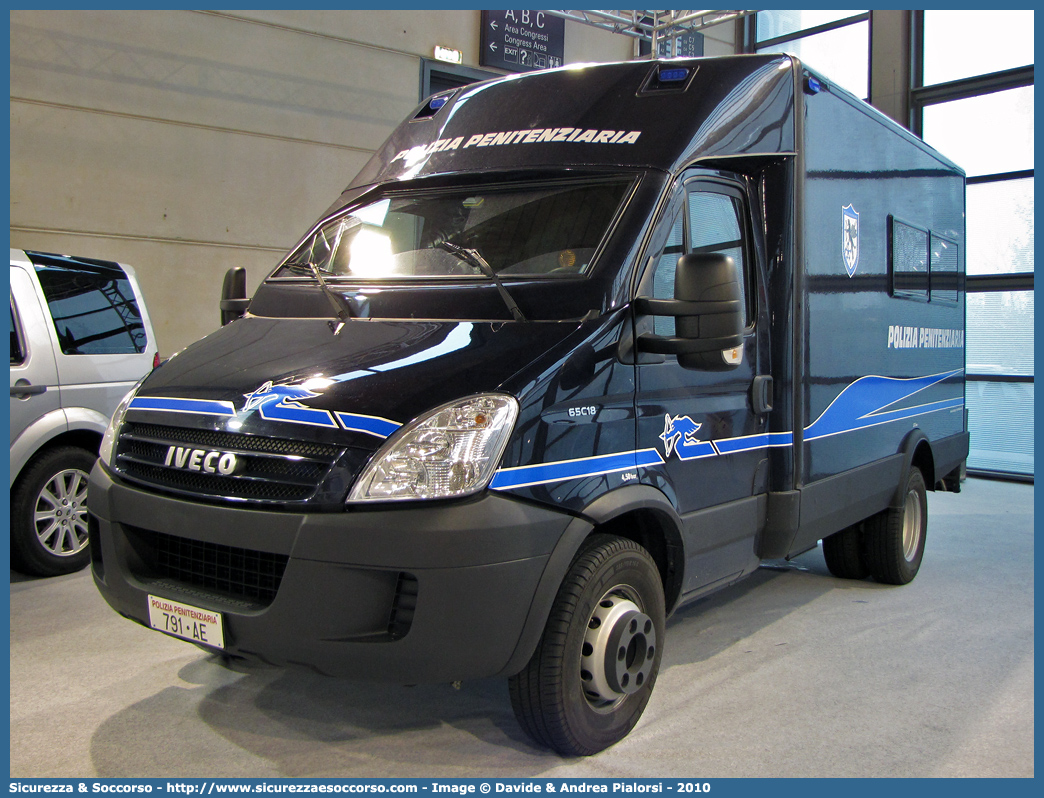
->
<box><xmin>11</xmin><ymin>446</ymin><xmax>95</xmax><ymax>576</ymax></box>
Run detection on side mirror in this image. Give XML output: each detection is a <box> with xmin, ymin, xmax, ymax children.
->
<box><xmin>219</xmin><ymin>267</ymin><xmax>250</xmax><ymax>326</ymax></box>
<box><xmin>635</xmin><ymin>252</ymin><xmax>744</xmax><ymax>370</ymax></box>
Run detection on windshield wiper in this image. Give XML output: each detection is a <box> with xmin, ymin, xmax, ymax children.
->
<box><xmin>307</xmin><ymin>262</ymin><xmax>353</xmax><ymax>325</ymax></box>
<box><xmin>436</xmin><ymin>241</ymin><xmax>527</xmax><ymax>322</ymax></box>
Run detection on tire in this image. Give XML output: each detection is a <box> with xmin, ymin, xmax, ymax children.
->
<box><xmin>862</xmin><ymin>468</ymin><xmax>928</xmax><ymax>585</ymax></box>
<box><xmin>11</xmin><ymin>446</ymin><xmax>96</xmax><ymax>577</ymax></box>
<box><xmin>508</xmin><ymin>534</ymin><xmax>665</xmax><ymax>756</ymax></box>
<box><xmin>822</xmin><ymin>523</ymin><xmax>868</xmax><ymax>579</ymax></box>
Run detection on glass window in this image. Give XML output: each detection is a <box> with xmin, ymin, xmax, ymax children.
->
<box><xmin>758</xmin><ymin>20</ymin><xmax>869</xmax><ymax>98</ymax></box>
<box><xmin>921</xmin><ymin>86</ymin><xmax>1034</xmax><ymax>177</ymax></box>
<box><xmin>890</xmin><ymin>217</ymin><xmax>929</xmax><ymax>300</ymax></box>
<box><xmin>688</xmin><ymin>192</ymin><xmax>748</xmax><ymax>325</ymax></box>
<box><xmin>967</xmin><ymin>381</ymin><xmax>1034</xmax><ymax>475</ymax></box>
<box><xmin>755</xmin><ymin>10</ymin><xmax>866</xmax><ymax>42</ymax></box>
<box><xmin>929</xmin><ymin>235</ymin><xmax>959</xmax><ymax>305</ymax></box>
<box><xmin>924</xmin><ymin>10</ymin><xmax>1034</xmax><ymax>86</ymax></box>
<box><xmin>966</xmin><ymin>290</ymin><xmax>1034</xmax><ymax>377</ymax></box>
<box><xmin>652</xmin><ymin>215</ymin><xmax>684</xmax><ymax>337</ymax></box>
<box><xmin>277</xmin><ymin>179</ymin><xmax>632</xmax><ymax>280</ymax></box>
<box><xmin>966</xmin><ymin>178</ymin><xmax>1033</xmax><ymax>276</ymax></box>
<box><xmin>34</xmin><ymin>262</ymin><xmax>147</xmax><ymax>356</ymax></box>
<box><xmin>651</xmin><ymin>189</ymin><xmax>750</xmax><ymax>336</ymax></box>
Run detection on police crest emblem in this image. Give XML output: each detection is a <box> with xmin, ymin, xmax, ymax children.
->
<box><xmin>842</xmin><ymin>204</ymin><xmax>859</xmax><ymax>277</ymax></box>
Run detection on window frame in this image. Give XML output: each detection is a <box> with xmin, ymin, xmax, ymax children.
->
<box><xmin>912</xmin><ymin>8</ymin><xmax>1034</xmax><ymax>479</ymax></box>
<box><xmin>10</xmin><ymin>296</ymin><xmax>27</xmax><ymax>366</ymax></box>
<box><xmin>747</xmin><ymin>11</ymin><xmax>872</xmax><ymax>101</ymax></box>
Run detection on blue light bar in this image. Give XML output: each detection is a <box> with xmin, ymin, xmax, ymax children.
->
<box><xmin>429</xmin><ymin>96</ymin><xmax>448</xmax><ymax>110</ymax></box>
<box><xmin>805</xmin><ymin>76</ymin><xmax>822</xmax><ymax>94</ymax></box>
<box><xmin>658</xmin><ymin>67</ymin><xmax>690</xmax><ymax>83</ymax></box>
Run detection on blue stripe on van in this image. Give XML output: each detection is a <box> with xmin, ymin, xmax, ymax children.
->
<box><xmin>335</xmin><ymin>412</ymin><xmax>402</xmax><ymax>438</ymax></box>
<box><xmin>491</xmin><ymin>371</ymin><xmax>963</xmax><ymax>492</ymax></box>
<box><xmin>128</xmin><ymin>397</ymin><xmax>235</xmax><ymax>416</ymax></box>
<box><xmin>490</xmin><ymin>448</ymin><xmax>663</xmax><ymax>491</ymax></box>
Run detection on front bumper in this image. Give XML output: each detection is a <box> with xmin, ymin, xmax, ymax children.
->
<box><xmin>88</xmin><ymin>463</ymin><xmax>575</xmax><ymax>683</ymax></box>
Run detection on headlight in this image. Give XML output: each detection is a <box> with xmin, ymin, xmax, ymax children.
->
<box><xmin>348</xmin><ymin>394</ymin><xmax>518</xmax><ymax>503</ymax></box>
<box><xmin>98</xmin><ymin>384</ymin><xmax>139</xmax><ymax>469</ymax></box>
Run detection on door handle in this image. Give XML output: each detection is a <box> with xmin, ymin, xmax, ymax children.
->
<box><xmin>751</xmin><ymin>375</ymin><xmax>773</xmax><ymax>415</ymax></box>
<box><xmin>11</xmin><ymin>379</ymin><xmax>46</xmax><ymax>398</ymax></box>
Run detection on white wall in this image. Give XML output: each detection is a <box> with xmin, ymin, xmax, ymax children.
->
<box><xmin>10</xmin><ymin>10</ymin><xmax>727</xmax><ymax>354</ymax></box>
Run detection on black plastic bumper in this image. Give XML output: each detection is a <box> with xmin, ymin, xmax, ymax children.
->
<box><xmin>87</xmin><ymin>463</ymin><xmax>577</xmax><ymax>683</ymax></box>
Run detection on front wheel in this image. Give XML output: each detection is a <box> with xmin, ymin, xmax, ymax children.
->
<box><xmin>11</xmin><ymin>446</ymin><xmax>95</xmax><ymax>576</ymax></box>
<box><xmin>508</xmin><ymin>534</ymin><xmax>665</xmax><ymax>756</ymax></box>
<box><xmin>862</xmin><ymin>468</ymin><xmax>928</xmax><ymax>585</ymax></box>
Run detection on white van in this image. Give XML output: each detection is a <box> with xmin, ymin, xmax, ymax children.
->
<box><xmin>10</xmin><ymin>249</ymin><xmax>158</xmax><ymax>576</ymax></box>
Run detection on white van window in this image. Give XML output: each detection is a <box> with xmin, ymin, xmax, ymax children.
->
<box><xmin>33</xmin><ymin>260</ymin><xmax>147</xmax><ymax>355</ymax></box>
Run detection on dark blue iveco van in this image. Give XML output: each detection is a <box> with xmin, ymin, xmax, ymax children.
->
<box><xmin>89</xmin><ymin>55</ymin><xmax>968</xmax><ymax>755</ymax></box>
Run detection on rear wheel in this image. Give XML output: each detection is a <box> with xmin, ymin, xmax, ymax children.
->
<box><xmin>822</xmin><ymin>523</ymin><xmax>868</xmax><ymax>579</ymax></box>
<box><xmin>11</xmin><ymin>446</ymin><xmax>95</xmax><ymax>576</ymax></box>
<box><xmin>508</xmin><ymin>534</ymin><xmax>665</xmax><ymax>756</ymax></box>
<box><xmin>863</xmin><ymin>468</ymin><xmax>928</xmax><ymax>585</ymax></box>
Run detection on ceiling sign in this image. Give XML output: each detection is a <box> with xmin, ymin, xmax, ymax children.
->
<box><xmin>480</xmin><ymin>10</ymin><xmax>565</xmax><ymax>73</ymax></box>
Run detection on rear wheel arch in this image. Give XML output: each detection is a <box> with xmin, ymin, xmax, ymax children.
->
<box><xmin>896</xmin><ymin>430</ymin><xmax>935</xmax><ymax>505</ymax></box>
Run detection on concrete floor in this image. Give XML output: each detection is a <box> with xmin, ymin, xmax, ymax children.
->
<box><xmin>9</xmin><ymin>478</ymin><xmax>1034</xmax><ymax>778</ymax></box>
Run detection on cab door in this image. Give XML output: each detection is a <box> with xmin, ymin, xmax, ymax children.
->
<box><xmin>634</xmin><ymin>174</ymin><xmax>770</xmax><ymax>597</ymax></box>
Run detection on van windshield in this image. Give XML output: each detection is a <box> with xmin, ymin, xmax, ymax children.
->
<box><xmin>275</xmin><ymin>179</ymin><xmax>632</xmax><ymax>281</ymax></box>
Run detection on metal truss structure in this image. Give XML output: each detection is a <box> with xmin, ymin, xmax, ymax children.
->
<box><xmin>543</xmin><ymin>10</ymin><xmax>755</xmax><ymax>56</ymax></box>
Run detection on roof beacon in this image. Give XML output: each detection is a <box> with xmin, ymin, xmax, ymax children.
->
<box><xmin>658</xmin><ymin>67</ymin><xmax>690</xmax><ymax>82</ymax></box>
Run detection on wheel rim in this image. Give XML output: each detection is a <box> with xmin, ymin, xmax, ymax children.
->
<box><xmin>902</xmin><ymin>488</ymin><xmax>922</xmax><ymax>561</ymax></box>
<box><xmin>580</xmin><ymin>586</ymin><xmax>657</xmax><ymax>711</ymax></box>
<box><xmin>34</xmin><ymin>468</ymin><xmax>90</xmax><ymax>557</ymax></box>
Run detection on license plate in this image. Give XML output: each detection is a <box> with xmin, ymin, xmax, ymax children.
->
<box><xmin>147</xmin><ymin>594</ymin><xmax>224</xmax><ymax>649</ymax></box>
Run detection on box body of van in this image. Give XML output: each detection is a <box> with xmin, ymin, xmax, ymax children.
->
<box><xmin>88</xmin><ymin>55</ymin><xmax>967</xmax><ymax>754</ymax></box>
<box><xmin>11</xmin><ymin>249</ymin><xmax>158</xmax><ymax>575</ymax></box>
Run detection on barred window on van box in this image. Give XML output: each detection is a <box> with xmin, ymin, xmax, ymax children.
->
<box><xmin>929</xmin><ymin>234</ymin><xmax>959</xmax><ymax>305</ymax></box>
<box><xmin>890</xmin><ymin>217</ymin><xmax>929</xmax><ymax>301</ymax></box>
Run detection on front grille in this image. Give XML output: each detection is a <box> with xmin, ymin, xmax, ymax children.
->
<box><xmin>127</xmin><ymin>526</ymin><xmax>288</xmax><ymax>606</ymax></box>
<box><xmin>114</xmin><ymin>422</ymin><xmax>346</xmax><ymax>504</ymax></box>
<box><xmin>124</xmin><ymin>423</ymin><xmax>341</xmax><ymax>458</ymax></box>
